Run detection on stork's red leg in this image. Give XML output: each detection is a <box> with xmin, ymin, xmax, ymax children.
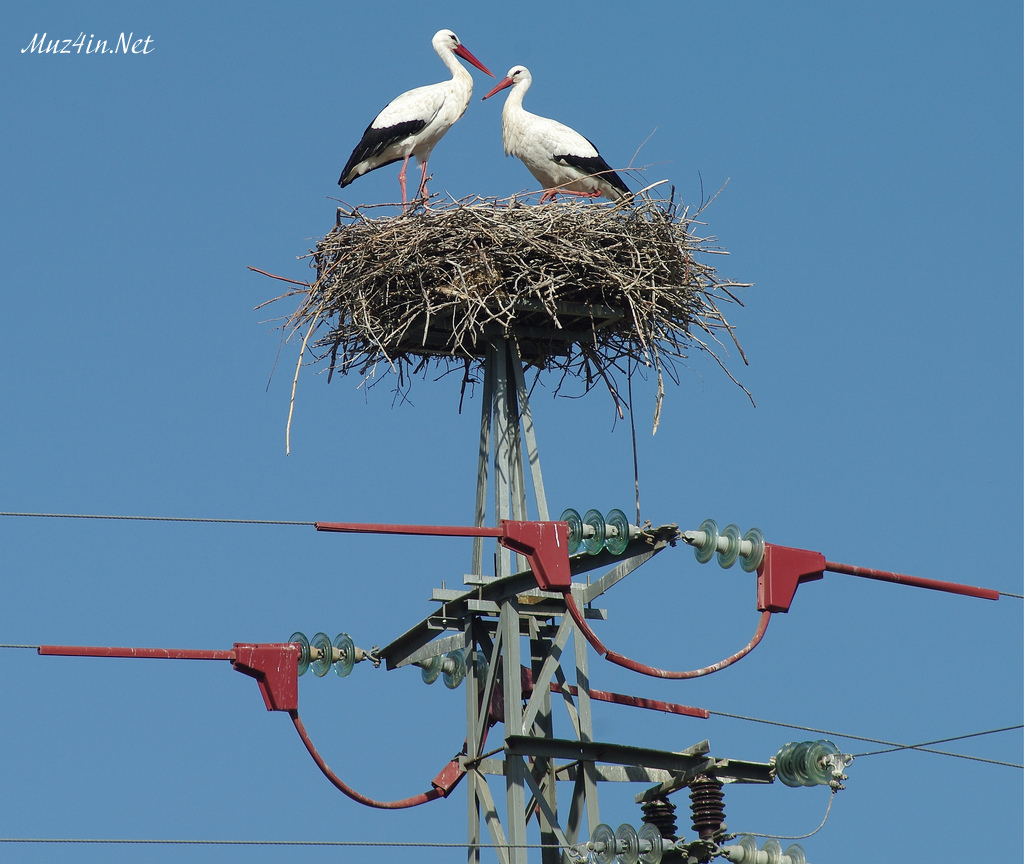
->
<box><xmin>417</xmin><ymin>160</ymin><xmax>430</xmax><ymax>202</ymax></box>
<box><xmin>397</xmin><ymin>155</ymin><xmax>411</xmax><ymax>206</ymax></box>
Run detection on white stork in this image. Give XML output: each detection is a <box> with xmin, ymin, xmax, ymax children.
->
<box><xmin>338</xmin><ymin>29</ymin><xmax>493</xmax><ymax>205</ymax></box>
<box><xmin>482</xmin><ymin>66</ymin><xmax>630</xmax><ymax>203</ymax></box>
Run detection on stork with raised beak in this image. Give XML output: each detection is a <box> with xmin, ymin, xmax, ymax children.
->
<box><xmin>339</xmin><ymin>29</ymin><xmax>494</xmax><ymax>205</ymax></box>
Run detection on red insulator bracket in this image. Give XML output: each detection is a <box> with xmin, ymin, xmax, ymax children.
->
<box><xmin>498</xmin><ymin>520</ymin><xmax>572</xmax><ymax>590</ymax></box>
<box><xmin>231</xmin><ymin>643</ymin><xmax>299</xmax><ymax>712</ymax></box>
<box><xmin>430</xmin><ymin>757</ymin><xmax>466</xmax><ymax>796</ymax></box>
<box><xmin>756</xmin><ymin>543</ymin><xmax>826</xmax><ymax>613</ymax></box>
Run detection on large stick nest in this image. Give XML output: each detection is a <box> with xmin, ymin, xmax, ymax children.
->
<box><xmin>267</xmin><ymin>190</ymin><xmax>751</xmax><ymax>428</ymax></box>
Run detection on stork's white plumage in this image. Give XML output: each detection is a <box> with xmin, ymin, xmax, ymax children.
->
<box><xmin>482</xmin><ymin>66</ymin><xmax>630</xmax><ymax>203</ymax></box>
<box><xmin>339</xmin><ymin>29</ymin><xmax>493</xmax><ymax>205</ymax></box>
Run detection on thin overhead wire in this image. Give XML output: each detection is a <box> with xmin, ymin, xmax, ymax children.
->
<box><xmin>0</xmin><ymin>837</ymin><xmax>563</xmax><ymax>850</ymax></box>
<box><xmin>0</xmin><ymin>511</ymin><xmax>313</xmax><ymax>526</ymax></box>
<box><xmin>709</xmin><ymin>710</ymin><xmax>1023</xmax><ymax>768</ymax></box>
<box><xmin>852</xmin><ymin>725</ymin><xmax>1023</xmax><ymax>759</ymax></box>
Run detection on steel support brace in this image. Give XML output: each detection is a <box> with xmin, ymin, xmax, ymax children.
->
<box><xmin>506</xmin><ymin>354</ymin><xmax>529</xmax><ymax>531</ymax></box>
<box><xmin>501</xmin><ymin>598</ymin><xmax>528</xmax><ymax>864</ymax></box>
<box><xmin>474</xmin><ymin>771</ymin><xmax>512</xmax><ymax>864</ymax></box>
<box><xmin>493</xmin><ymin>340</ymin><xmax>512</xmax><ymax>579</ymax></box>
<box><xmin>523</xmin><ymin>767</ymin><xmax>573</xmax><ymax>857</ymax></box>
<box><xmin>466</xmin><ymin>617</ymin><xmax>482</xmax><ymax>864</ymax></box>
<box><xmin>472</xmin><ymin>343</ymin><xmax>496</xmax><ymax>578</ymax></box>
<box><xmin>522</xmin><ymin>615</ymin><xmax>574</xmax><ymax>733</ymax></box>
<box><xmin>572</xmin><ymin>583</ymin><xmax>601</xmax><ymax>833</ymax></box>
<box><xmin>529</xmin><ymin>616</ymin><xmax>560</xmax><ymax>864</ymax></box>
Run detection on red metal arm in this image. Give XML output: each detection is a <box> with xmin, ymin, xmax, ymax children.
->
<box><xmin>38</xmin><ymin>645</ymin><xmax>237</xmax><ymax>661</ymax></box>
<box><xmin>38</xmin><ymin>643</ymin><xmax>300</xmax><ymax>712</ymax></box>
<box><xmin>315</xmin><ymin>519</ymin><xmax>572</xmax><ymax>590</ymax></box>
<box><xmin>754</xmin><ymin>542</ymin><xmax>1000</xmax><ymax>613</ymax></box>
<box><xmin>546</xmin><ymin>680</ymin><xmax>710</xmax><ymax>718</ymax></box>
<box><xmin>824</xmin><ymin>559</ymin><xmax>999</xmax><ymax>601</ymax></box>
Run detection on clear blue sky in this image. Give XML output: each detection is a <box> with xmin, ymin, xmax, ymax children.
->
<box><xmin>1</xmin><ymin>2</ymin><xmax>1020</xmax><ymax>862</ymax></box>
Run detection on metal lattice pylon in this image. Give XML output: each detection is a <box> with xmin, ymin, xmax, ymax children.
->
<box><xmin>466</xmin><ymin>337</ymin><xmax>594</xmax><ymax>864</ymax></box>
<box><xmin>376</xmin><ymin>337</ymin><xmax>701</xmax><ymax>864</ymax></box>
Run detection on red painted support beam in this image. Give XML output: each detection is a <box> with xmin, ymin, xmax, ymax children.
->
<box><xmin>754</xmin><ymin>542</ymin><xmax>1001</xmax><ymax>613</ymax></box>
<box><xmin>550</xmin><ymin>682</ymin><xmax>710</xmax><ymax>719</ymax></box>
<box><xmin>316</xmin><ymin>519</ymin><xmax>572</xmax><ymax>590</ymax></box>
<box><xmin>38</xmin><ymin>645</ymin><xmax>236</xmax><ymax>660</ymax></box>
<box><xmin>38</xmin><ymin>642</ymin><xmax>300</xmax><ymax>712</ymax></box>
<box><xmin>824</xmin><ymin>559</ymin><xmax>999</xmax><ymax>601</ymax></box>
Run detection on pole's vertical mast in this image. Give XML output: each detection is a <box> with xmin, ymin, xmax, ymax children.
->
<box><xmin>467</xmin><ymin>337</ymin><xmax>588</xmax><ymax>862</ymax></box>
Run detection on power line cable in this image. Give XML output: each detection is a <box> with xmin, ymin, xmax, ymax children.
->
<box><xmin>852</xmin><ymin>725</ymin><xmax>1023</xmax><ymax>758</ymax></box>
<box><xmin>709</xmin><ymin>711</ymin><xmax>1023</xmax><ymax>768</ymax></box>
<box><xmin>0</xmin><ymin>511</ymin><xmax>313</xmax><ymax>526</ymax></box>
<box><xmin>0</xmin><ymin>838</ymin><xmax>562</xmax><ymax>849</ymax></box>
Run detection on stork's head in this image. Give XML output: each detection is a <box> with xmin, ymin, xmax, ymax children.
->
<box><xmin>482</xmin><ymin>65</ymin><xmax>532</xmax><ymax>100</ymax></box>
<box><xmin>433</xmin><ymin>28</ymin><xmax>494</xmax><ymax>77</ymax></box>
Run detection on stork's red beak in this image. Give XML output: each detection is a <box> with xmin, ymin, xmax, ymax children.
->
<box><xmin>482</xmin><ymin>76</ymin><xmax>514</xmax><ymax>100</ymax></box>
<box><xmin>453</xmin><ymin>43</ymin><xmax>494</xmax><ymax>77</ymax></box>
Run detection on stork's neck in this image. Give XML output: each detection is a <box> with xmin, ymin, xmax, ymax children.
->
<box><xmin>501</xmin><ymin>78</ymin><xmax>531</xmax><ymax>119</ymax></box>
<box><xmin>439</xmin><ymin>46</ymin><xmax>473</xmax><ymax>86</ymax></box>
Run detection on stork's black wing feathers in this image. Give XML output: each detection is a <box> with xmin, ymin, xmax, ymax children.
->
<box><xmin>554</xmin><ymin>149</ymin><xmax>630</xmax><ymax>196</ymax></box>
<box><xmin>338</xmin><ymin>118</ymin><xmax>428</xmax><ymax>187</ymax></box>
